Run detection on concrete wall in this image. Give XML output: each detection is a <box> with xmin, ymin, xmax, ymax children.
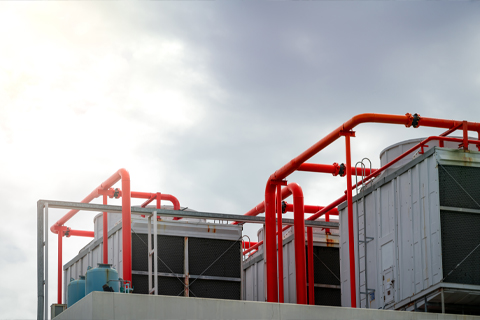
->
<box><xmin>55</xmin><ymin>291</ymin><xmax>479</xmax><ymax>320</ymax></box>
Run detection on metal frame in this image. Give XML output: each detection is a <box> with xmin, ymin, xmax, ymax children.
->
<box><xmin>37</xmin><ymin>199</ymin><xmax>338</xmax><ymax>320</ymax></box>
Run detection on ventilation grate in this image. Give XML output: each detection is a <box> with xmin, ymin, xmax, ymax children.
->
<box><xmin>189</xmin><ymin>279</ymin><xmax>240</xmax><ymax>300</ymax></box>
<box><xmin>440</xmin><ymin>210</ymin><xmax>480</xmax><ymax>285</ymax></box>
<box><xmin>438</xmin><ymin>165</ymin><xmax>480</xmax><ymax>210</ymax></box>
<box><xmin>132</xmin><ymin>274</ymin><xmax>185</xmax><ymax>296</ymax></box>
<box><xmin>188</xmin><ymin>237</ymin><xmax>240</xmax><ymax>278</ymax></box>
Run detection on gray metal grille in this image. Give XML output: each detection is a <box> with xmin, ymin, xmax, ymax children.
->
<box><xmin>132</xmin><ymin>233</ymin><xmax>241</xmax><ymax>300</ymax></box>
<box><xmin>132</xmin><ymin>275</ymin><xmax>185</xmax><ymax>296</ymax></box>
<box><xmin>132</xmin><ymin>234</ymin><xmax>184</xmax><ymax>274</ymax></box>
<box><xmin>313</xmin><ymin>287</ymin><xmax>341</xmax><ymax>306</ymax></box>
<box><xmin>441</xmin><ymin>210</ymin><xmax>480</xmax><ymax>285</ymax></box>
<box><xmin>305</xmin><ymin>245</ymin><xmax>341</xmax><ymax>306</ymax></box>
<box><xmin>439</xmin><ymin>165</ymin><xmax>480</xmax><ymax>210</ymax></box>
<box><xmin>311</xmin><ymin>246</ymin><xmax>340</xmax><ymax>286</ymax></box>
<box><xmin>189</xmin><ymin>279</ymin><xmax>240</xmax><ymax>300</ymax></box>
<box><xmin>132</xmin><ymin>234</ymin><xmax>150</xmax><ymax>272</ymax></box>
<box><xmin>188</xmin><ymin>237</ymin><xmax>241</xmax><ymax>278</ymax></box>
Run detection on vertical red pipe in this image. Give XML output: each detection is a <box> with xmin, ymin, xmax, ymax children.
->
<box><xmin>57</xmin><ymin>230</ymin><xmax>63</xmax><ymax>304</ymax></box>
<box><xmin>289</xmin><ymin>183</ymin><xmax>307</xmax><ymax>305</ymax></box>
<box><xmin>265</xmin><ymin>181</ymin><xmax>278</xmax><ymax>302</ymax></box>
<box><xmin>325</xmin><ymin>211</ymin><xmax>331</xmax><ymax>234</ymax></box>
<box><xmin>463</xmin><ymin>121</ymin><xmax>468</xmax><ymax>150</ymax></box>
<box><xmin>120</xmin><ymin>170</ymin><xmax>132</xmax><ymax>283</ymax></box>
<box><xmin>344</xmin><ymin>133</ymin><xmax>357</xmax><ymax>308</ymax></box>
<box><xmin>103</xmin><ymin>194</ymin><xmax>108</xmax><ymax>264</ymax></box>
<box><xmin>307</xmin><ymin>227</ymin><xmax>314</xmax><ymax>305</ymax></box>
<box><xmin>276</xmin><ymin>184</ymin><xmax>284</xmax><ymax>303</ymax></box>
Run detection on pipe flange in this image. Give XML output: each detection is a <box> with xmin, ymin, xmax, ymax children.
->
<box><xmin>113</xmin><ymin>188</ymin><xmax>120</xmax><ymax>199</ymax></box>
<box><xmin>412</xmin><ymin>113</ymin><xmax>421</xmax><ymax>128</ymax></box>
<box><xmin>338</xmin><ymin>163</ymin><xmax>346</xmax><ymax>177</ymax></box>
<box><xmin>332</xmin><ymin>162</ymin><xmax>340</xmax><ymax>176</ymax></box>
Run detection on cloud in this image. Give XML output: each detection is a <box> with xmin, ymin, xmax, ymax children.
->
<box><xmin>2</xmin><ymin>1</ymin><xmax>480</xmax><ymax>318</ymax></box>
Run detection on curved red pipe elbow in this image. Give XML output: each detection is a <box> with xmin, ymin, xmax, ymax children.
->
<box><xmin>269</xmin><ymin>113</ymin><xmax>413</xmax><ymax>181</ymax></box>
<box><xmin>161</xmin><ymin>194</ymin><xmax>181</xmax><ymax>210</ymax></box>
<box><xmin>50</xmin><ymin>168</ymin><xmax>129</xmax><ymax>233</ymax></box>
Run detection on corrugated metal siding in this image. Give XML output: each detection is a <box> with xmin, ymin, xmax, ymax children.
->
<box><xmin>339</xmin><ymin>148</ymin><xmax>443</xmax><ymax>309</ymax></box>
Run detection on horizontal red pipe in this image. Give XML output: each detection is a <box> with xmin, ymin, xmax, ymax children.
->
<box><xmin>66</xmin><ymin>229</ymin><xmax>95</xmax><ymax>237</ymax></box>
<box><xmin>242</xmin><ymin>241</ymin><xmax>259</xmax><ymax>249</ymax></box>
<box><xmin>298</xmin><ymin>163</ymin><xmax>377</xmax><ymax>176</ymax></box>
<box><xmin>243</xmin><ymin>224</ymin><xmax>293</xmax><ymax>256</ymax></box>
<box><xmin>233</xmin><ymin>186</ymin><xmax>293</xmax><ymax>225</ymax></box>
<box><xmin>269</xmin><ymin>114</ymin><xmax>480</xmax><ymax>182</ymax></box>
<box><xmin>243</xmin><ymin>241</ymin><xmax>263</xmax><ymax>254</ymax></box>
<box><xmin>99</xmin><ymin>189</ymin><xmax>181</xmax><ymax>211</ymax></box>
<box><xmin>283</xmin><ymin>203</ymin><xmax>339</xmax><ymax>215</ymax></box>
<box><xmin>308</xmin><ymin>135</ymin><xmax>480</xmax><ymax>222</ymax></box>
<box><xmin>51</xmin><ymin>169</ymin><xmax>127</xmax><ymax>233</ymax></box>
<box><xmin>264</xmin><ymin>116</ymin><xmax>480</xmax><ymax>304</ymax></box>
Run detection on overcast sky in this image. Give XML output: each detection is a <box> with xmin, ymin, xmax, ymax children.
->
<box><xmin>2</xmin><ymin>1</ymin><xmax>480</xmax><ymax>318</ymax></box>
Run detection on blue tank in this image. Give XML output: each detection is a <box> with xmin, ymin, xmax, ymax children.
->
<box><xmin>67</xmin><ymin>276</ymin><xmax>86</xmax><ymax>308</ymax></box>
<box><xmin>85</xmin><ymin>263</ymin><xmax>120</xmax><ymax>295</ymax></box>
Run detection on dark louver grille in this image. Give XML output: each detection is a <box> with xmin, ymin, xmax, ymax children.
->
<box><xmin>441</xmin><ymin>210</ymin><xmax>480</xmax><ymax>285</ymax></box>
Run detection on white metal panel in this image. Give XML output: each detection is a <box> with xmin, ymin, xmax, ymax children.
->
<box><xmin>339</xmin><ymin>148</ymin><xmax>450</xmax><ymax>310</ymax></box>
<box><xmin>245</xmin><ymin>266</ymin><xmax>254</xmax><ymax>301</ymax></box>
<box><xmin>287</xmin><ymin>239</ymin><xmax>296</xmax><ymax>303</ymax></box>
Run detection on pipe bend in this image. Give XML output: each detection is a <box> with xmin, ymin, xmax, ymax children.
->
<box><xmin>162</xmin><ymin>194</ymin><xmax>180</xmax><ymax>210</ymax></box>
<box><xmin>118</xmin><ymin>168</ymin><xmax>130</xmax><ymax>181</ymax></box>
<box><xmin>286</xmin><ymin>182</ymin><xmax>303</xmax><ymax>198</ymax></box>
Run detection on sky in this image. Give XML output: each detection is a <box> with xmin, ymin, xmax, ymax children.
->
<box><xmin>1</xmin><ymin>1</ymin><xmax>480</xmax><ymax>319</ymax></box>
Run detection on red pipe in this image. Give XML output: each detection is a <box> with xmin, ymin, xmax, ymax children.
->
<box><xmin>265</xmin><ymin>180</ymin><xmax>278</xmax><ymax>302</ymax></box>
<box><xmin>243</xmin><ymin>241</ymin><xmax>263</xmax><ymax>254</ymax></box>
<box><xmin>307</xmin><ymin>227</ymin><xmax>314</xmax><ymax>305</ymax></box>
<box><xmin>120</xmin><ymin>170</ymin><xmax>132</xmax><ymax>283</ymax></box>
<box><xmin>287</xmin><ymin>183</ymin><xmax>307</xmax><ymax>304</ymax></box>
<box><xmin>264</xmin><ymin>113</ymin><xmax>476</xmax><ymax>306</ymax></box>
<box><xmin>101</xmin><ymin>189</ymin><xmax>181</xmax><ymax>211</ymax></box>
<box><xmin>276</xmin><ymin>184</ymin><xmax>284</xmax><ymax>303</ymax></box>
<box><xmin>66</xmin><ymin>229</ymin><xmax>95</xmax><ymax>237</ymax></box>
<box><xmin>343</xmin><ymin>131</ymin><xmax>357</xmax><ymax>307</ymax></box>
<box><xmin>325</xmin><ymin>209</ymin><xmax>331</xmax><ymax>235</ymax></box>
<box><xmin>263</xmin><ymin>115</ymin><xmax>412</xmax><ymax>304</ymax></box>
<box><xmin>270</xmin><ymin>114</ymin><xmax>480</xmax><ymax>184</ymax></box>
<box><xmin>298</xmin><ymin>163</ymin><xmax>377</xmax><ymax>176</ymax></box>
<box><xmin>51</xmin><ymin>169</ymin><xmax>132</xmax><ymax>283</ymax></box>
<box><xmin>308</xmin><ymin>196</ymin><xmax>346</xmax><ymax>221</ymax></box>
<box><xmin>58</xmin><ymin>229</ymin><xmax>63</xmax><ymax>304</ymax></box>
<box><xmin>103</xmin><ymin>194</ymin><xmax>108</xmax><ymax>264</ymax></box>
<box><xmin>301</xmin><ymin>134</ymin><xmax>480</xmax><ymax>307</ymax></box>
<box><xmin>308</xmin><ymin>134</ymin><xmax>480</xmax><ymax>223</ymax></box>
<box><xmin>242</xmin><ymin>241</ymin><xmax>259</xmax><ymax>249</ymax></box>
<box><xmin>283</xmin><ymin>203</ymin><xmax>339</xmax><ymax>215</ymax></box>
<box><xmin>101</xmin><ymin>189</ymin><xmax>181</xmax><ymax>219</ymax></box>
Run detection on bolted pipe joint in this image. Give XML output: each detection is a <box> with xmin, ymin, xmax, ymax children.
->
<box><xmin>405</xmin><ymin>113</ymin><xmax>421</xmax><ymax>128</ymax></box>
<box><xmin>412</xmin><ymin>113</ymin><xmax>421</xmax><ymax>128</ymax></box>
<box><xmin>332</xmin><ymin>162</ymin><xmax>346</xmax><ymax>177</ymax></box>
